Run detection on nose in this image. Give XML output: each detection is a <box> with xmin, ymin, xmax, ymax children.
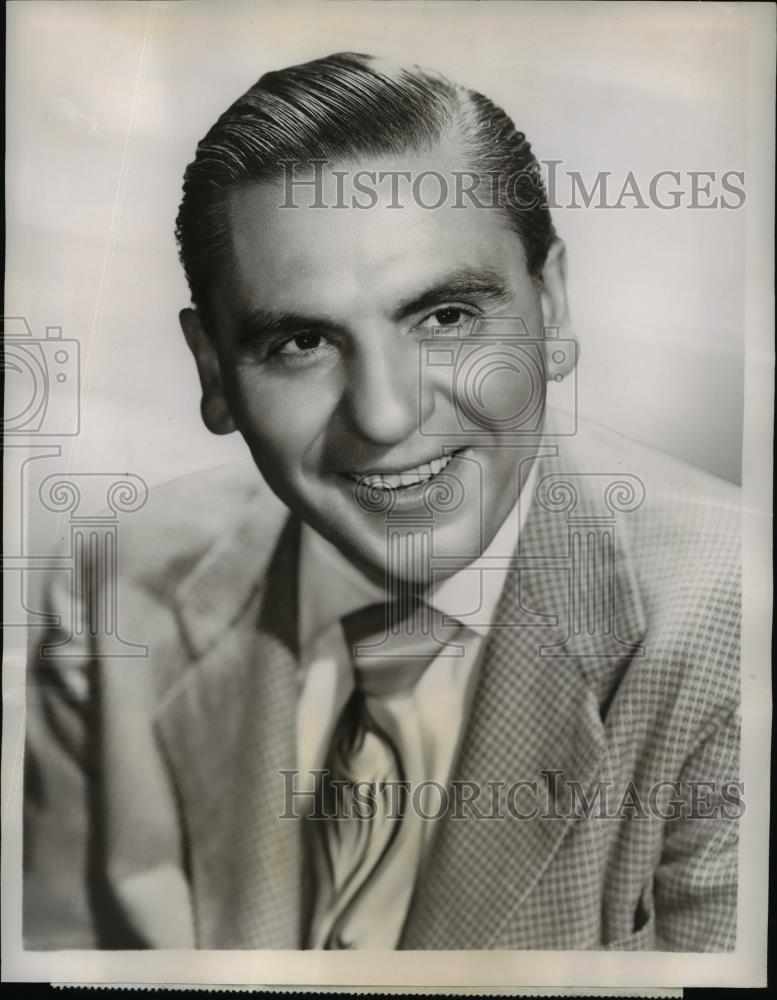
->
<box><xmin>343</xmin><ymin>335</ymin><xmax>432</xmax><ymax>446</ymax></box>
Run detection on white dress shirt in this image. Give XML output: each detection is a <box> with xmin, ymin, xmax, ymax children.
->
<box><xmin>296</xmin><ymin>459</ymin><xmax>538</xmax><ymax>948</ymax></box>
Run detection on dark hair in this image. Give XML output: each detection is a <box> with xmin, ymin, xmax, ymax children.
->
<box><xmin>175</xmin><ymin>52</ymin><xmax>556</xmax><ymax>319</ymax></box>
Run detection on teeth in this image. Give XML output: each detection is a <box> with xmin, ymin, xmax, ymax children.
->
<box><xmin>357</xmin><ymin>452</ymin><xmax>456</xmax><ymax>491</ymax></box>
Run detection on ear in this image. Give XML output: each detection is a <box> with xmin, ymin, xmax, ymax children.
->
<box><xmin>539</xmin><ymin>239</ymin><xmax>577</xmax><ymax>380</ymax></box>
<box><xmin>179</xmin><ymin>307</ymin><xmax>236</xmax><ymax>435</ymax></box>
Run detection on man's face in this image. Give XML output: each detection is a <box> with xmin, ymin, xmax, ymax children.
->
<box><xmin>184</xmin><ymin>146</ymin><xmax>569</xmax><ymax>586</ymax></box>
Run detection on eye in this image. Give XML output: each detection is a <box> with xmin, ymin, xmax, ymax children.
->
<box><xmin>417</xmin><ymin>305</ymin><xmax>478</xmax><ymax>332</ymax></box>
<box><xmin>432</xmin><ymin>307</ymin><xmax>466</xmax><ymax>327</ymax></box>
<box><xmin>278</xmin><ymin>332</ymin><xmax>324</xmax><ymax>355</ymax></box>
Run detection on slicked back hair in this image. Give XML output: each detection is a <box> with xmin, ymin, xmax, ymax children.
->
<box><xmin>175</xmin><ymin>52</ymin><xmax>556</xmax><ymax>323</ymax></box>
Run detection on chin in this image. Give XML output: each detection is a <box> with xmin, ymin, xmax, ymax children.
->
<box><xmin>353</xmin><ymin>516</ymin><xmax>484</xmax><ymax>589</ymax></box>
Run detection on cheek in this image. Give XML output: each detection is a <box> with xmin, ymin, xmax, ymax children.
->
<box><xmin>452</xmin><ymin>342</ymin><xmax>546</xmax><ymax>430</ymax></box>
<box><xmin>230</xmin><ymin>370</ymin><xmax>334</xmax><ymax>474</ymax></box>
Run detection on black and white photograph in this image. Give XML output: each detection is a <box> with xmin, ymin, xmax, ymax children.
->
<box><xmin>2</xmin><ymin>0</ymin><xmax>772</xmax><ymax>990</ymax></box>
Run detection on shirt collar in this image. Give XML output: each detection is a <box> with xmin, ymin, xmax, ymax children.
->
<box><xmin>430</xmin><ymin>456</ymin><xmax>537</xmax><ymax>636</ymax></box>
<box><xmin>298</xmin><ymin>522</ymin><xmax>387</xmax><ymax>653</ymax></box>
<box><xmin>298</xmin><ymin>457</ymin><xmax>538</xmax><ymax>652</ymax></box>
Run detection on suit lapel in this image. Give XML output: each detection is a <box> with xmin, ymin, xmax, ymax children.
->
<box><xmin>401</xmin><ymin>447</ymin><xmax>647</xmax><ymax>949</ymax></box>
<box><xmin>152</xmin><ymin>438</ymin><xmax>648</xmax><ymax>950</ymax></box>
<box><xmin>155</xmin><ymin>507</ymin><xmax>304</xmax><ymax>948</ymax></box>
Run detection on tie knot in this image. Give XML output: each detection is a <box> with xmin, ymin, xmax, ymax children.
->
<box><xmin>341</xmin><ymin>598</ymin><xmax>452</xmax><ymax>697</ymax></box>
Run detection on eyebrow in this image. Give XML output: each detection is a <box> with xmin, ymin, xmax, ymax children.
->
<box><xmin>234</xmin><ymin>307</ymin><xmax>336</xmax><ymax>349</ymax></box>
<box><xmin>390</xmin><ymin>266</ymin><xmax>512</xmax><ymax>323</ymax></box>
<box><xmin>233</xmin><ymin>265</ymin><xmax>512</xmax><ymax>348</ymax></box>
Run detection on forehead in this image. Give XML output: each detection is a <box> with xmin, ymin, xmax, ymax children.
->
<box><xmin>216</xmin><ymin>151</ymin><xmax>529</xmax><ymax>324</ymax></box>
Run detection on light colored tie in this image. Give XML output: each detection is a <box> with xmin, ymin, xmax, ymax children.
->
<box><xmin>310</xmin><ymin>598</ymin><xmax>456</xmax><ymax>949</ymax></box>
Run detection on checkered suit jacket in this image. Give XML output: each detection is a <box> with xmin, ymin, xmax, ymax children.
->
<box><xmin>23</xmin><ymin>419</ymin><xmax>741</xmax><ymax>951</ymax></box>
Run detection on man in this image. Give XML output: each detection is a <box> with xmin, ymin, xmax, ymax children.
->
<box><xmin>24</xmin><ymin>52</ymin><xmax>741</xmax><ymax>951</ymax></box>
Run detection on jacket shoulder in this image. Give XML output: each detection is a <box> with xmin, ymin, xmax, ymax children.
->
<box><xmin>561</xmin><ymin>417</ymin><xmax>741</xmax><ymax>545</ymax></box>
<box><xmin>563</xmin><ymin>420</ymin><xmax>741</xmax><ymax>720</ymax></box>
<box><xmin>113</xmin><ymin>461</ymin><xmax>287</xmax><ymax>598</ymax></box>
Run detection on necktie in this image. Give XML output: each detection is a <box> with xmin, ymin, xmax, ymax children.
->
<box><xmin>310</xmin><ymin>597</ymin><xmax>457</xmax><ymax>949</ymax></box>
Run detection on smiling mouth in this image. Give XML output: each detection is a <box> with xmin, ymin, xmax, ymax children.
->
<box><xmin>348</xmin><ymin>452</ymin><xmax>458</xmax><ymax>491</ymax></box>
